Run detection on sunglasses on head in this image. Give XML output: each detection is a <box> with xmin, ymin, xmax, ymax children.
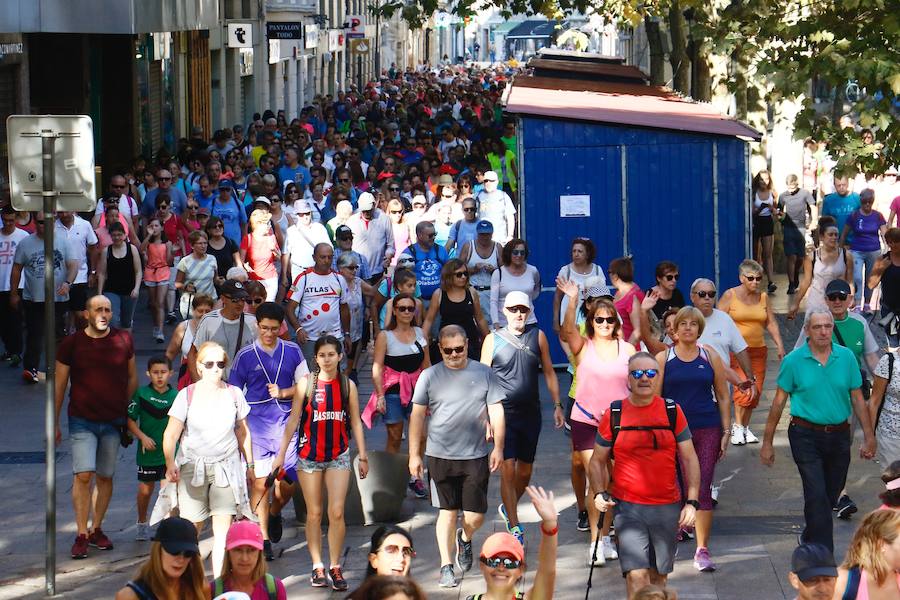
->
<box><xmin>481</xmin><ymin>556</ymin><xmax>522</xmax><ymax>569</ymax></box>
<box><xmin>630</xmin><ymin>369</ymin><xmax>658</xmax><ymax>379</ymax></box>
<box><xmin>594</xmin><ymin>316</ymin><xmax>617</xmax><ymax>324</ymax></box>
<box><xmin>694</xmin><ymin>290</ymin><xmax>716</xmax><ymax>299</ymax></box>
<box><xmin>441</xmin><ymin>345</ymin><xmax>466</xmax><ymax>355</ymax></box>
<box><xmin>202</xmin><ymin>361</ymin><xmax>226</xmax><ymax>369</ymax></box>
<box><xmin>395</xmin><ymin>304</ymin><xmax>416</xmax><ymax>313</ymax></box>
<box><xmin>826</xmin><ymin>292</ymin><xmax>848</xmax><ymax>301</ymax></box>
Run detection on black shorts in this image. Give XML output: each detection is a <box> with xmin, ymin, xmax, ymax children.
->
<box><xmin>427</xmin><ymin>455</ymin><xmax>489</xmax><ymax>513</ymax></box>
<box><xmin>503</xmin><ymin>410</ymin><xmax>541</xmax><ymax>463</ymax></box>
<box><xmin>68</xmin><ymin>283</ymin><xmax>89</xmax><ymax>311</ymax></box>
<box><xmin>137</xmin><ymin>464</ymin><xmax>167</xmax><ymax>482</ymax></box>
<box><xmin>753</xmin><ymin>215</ymin><xmax>774</xmax><ymax>238</ymax></box>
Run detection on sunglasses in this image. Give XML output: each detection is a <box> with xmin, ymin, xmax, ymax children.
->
<box><xmin>483</xmin><ymin>178</ymin><xmax>497</xmax><ymax>183</ymax></box>
<box><xmin>245</xmin><ymin>297</ymin><xmax>265</xmax><ymax>305</ymax></box>
<box><xmin>389</xmin><ymin>187</ymin><xmax>400</xmax><ymax>192</ymax></box>
<box><xmin>511</xmin><ymin>249</ymin><xmax>527</xmax><ymax>257</ymax></box>
<box><xmin>462</xmin><ymin>207</ymin><xmax>476</xmax><ymax>212</ymax></box>
<box><xmin>298</xmin><ymin>212</ymin><xmax>312</xmax><ymax>216</ymax></box>
<box><xmin>395</xmin><ymin>304</ymin><xmax>416</xmax><ymax>313</ymax></box>
<box><xmin>412</xmin><ymin>203</ymin><xmax>426</xmax><ymax>208</ymax></box>
<box><xmin>594</xmin><ymin>316</ymin><xmax>617</xmax><ymax>324</ymax></box>
<box><xmin>441</xmin><ymin>194</ymin><xmax>456</xmax><ymax>199</ymax></box>
<box><xmin>454</xmin><ymin>271</ymin><xmax>469</xmax><ymax>279</ymax></box>
<box><xmin>664</xmin><ymin>274</ymin><xmax>679</xmax><ymax>281</ymax></box>
<box><xmin>344</xmin><ymin>264</ymin><xmax>360</xmax><ymax>271</ymax></box>
<box><xmin>743</xmin><ymin>275</ymin><xmax>762</xmax><ymax>281</ymax></box>
<box><xmin>441</xmin><ymin>345</ymin><xmax>466</xmax><ymax>355</ymax></box>
<box><xmin>630</xmin><ymin>369</ymin><xmax>658</xmax><ymax>379</ymax></box>
<box><xmin>481</xmin><ymin>556</ymin><xmax>522</xmax><ymax>569</ymax></box>
<box><xmin>338</xmin><ymin>178</ymin><xmax>351</xmax><ymax>183</ymax></box>
<box><xmin>694</xmin><ymin>290</ymin><xmax>716</xmax><ymax>299</ymax></box>
<box><xmin>202</xmin><ymin>361</ymin><xmax>226</xmax><ymax>369</ymax></box>
<box><xmin>826</xmin><ymin>292</ymin><xmax>848</xmax><ymax>301</ymax></box>
<box><xmin>506</xmin><ymin>305</ymin><xmax>530</xmax><ymax>314</ymax></box>
<box><xmin>380</xmin><ymin>544</ymin><xmax>415</xmax><ymax>558</ymax></box>
<box><xmin>187</xmin><ymin>205</ymin><xmax>199</xmax><ymax>210</ymax></box>
<box><xmin>211</xmin><ymin>223</ymin><xmax>224</xmax><ymax>228</ymax></box>
<box><xmin>390</xmin><ymin>210</ymin><xmax>403</xmax><ymax>214</ymax></box>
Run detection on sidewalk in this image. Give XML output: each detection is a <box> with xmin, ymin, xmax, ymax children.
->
<box><xmin>0</xmin><ymin>279</ymin><xmax>888</xmax><ymax>598</ymax></box>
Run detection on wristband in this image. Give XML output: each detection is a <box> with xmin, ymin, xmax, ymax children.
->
<box><xmin>554</xmin><ymin>402</ymin><xmax>563</xmax><ymax>409</ymax></box>
<box><xmin>246</xmin><ymin>463</ymin><xmax>255</xmax><ymax>470</ymax></box>
<box><xmin>540</xmin><ymin>523</ymin><xmax>558</xmax><ymax>536</ymax></box>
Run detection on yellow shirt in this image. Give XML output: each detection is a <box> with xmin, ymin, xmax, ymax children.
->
<box><xmin>726</xmin><ymin>292</ymin><xmax>768</xmax><ymax>348</ymax></box>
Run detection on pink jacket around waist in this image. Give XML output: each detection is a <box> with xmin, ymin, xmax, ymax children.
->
<box><xmin>362</xmin><ymin>366</ymin><xmax>422</xmax><ymax>428</ymax></box>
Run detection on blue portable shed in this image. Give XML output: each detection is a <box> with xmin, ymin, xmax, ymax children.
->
<box><xmin>504</xmin><ymin>52</ymin><xmax>761</xmax><ymax>363</ymax></box>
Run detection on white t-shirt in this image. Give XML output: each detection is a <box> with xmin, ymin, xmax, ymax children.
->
<box><xmin>94</xmin><ymin>194</ymin><xmax>140</xmax><ymax>222</ymax></box>
<box><xmin>55</xmin><ymin>216</ymin><xmax>98</xmax><ymax>284</ymax></box>
<box><xmin>284</xmin><ymin>222</ymin><xmax>331</xmax><ymax>281</ymax></box>
<box><xmin>288</xmin><ymin>269</ymin><xmax>349</xmax><ymax>339</ymax></box>
<box><xmin>168</xmin><ymin>383</ymin><xmax>250</xmax><ymax>459</ymax></box>
<box><xmin>556</xmin><ymin>263</ymin><xmax>607</xmax><ymax>325</ymax></box>
<box><xmin>697</xmin><ymin>308</ymin><xmax>748</xmax><ymax>363</ymax></box>
<box><xmin>0</xmin><ymin>228</ymin><xmax>29</xmax><ymax>292</ymax></box>
<box><xmin>476</xmin><ymin>189</ymin><xmax>516</xmax><ymax>244</ymax></box>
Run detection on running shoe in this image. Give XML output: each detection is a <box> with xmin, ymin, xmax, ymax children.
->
<box><xmin>310</xmin><ymin>567</ymin><xmax>327</xmax><ymax>587</ymax></box>
<box><xmin>601</xmin><ymin>536</ymin><xmax>618</xmax><ymax>560</ymax></box>
<box><xmin>154</xmin><ymin>329</ymin><xmax>165</xmax><ymax>343</ymax></box>
<box><xmin>456</xmin><ymin>527</ymin><xmax>473</xmax><ymax>572</ymax></box>
<box><xmin>730</xmin><ymin>423</ymin><xmax>746</xmax><ymax>446</ymax></box>
<box><xmin>71</xmin><ymin>534</ymin><xmax>89</xmax><ymax>559</ymax></box>
<box><xmin>835</xmin><ymin>494</ymin><xmax>858</xmax><ymax>520</ymax></box>
<box><xmin>510</xmin><ymin>525</ymin><xmax>525</xmax><ymax>547</ymax></box>
<box><xmin>787</xmin><ymin>285</ymin><xmax>797</xmax><ymax>295</ymax></box>
<box><xmin>88</xmin><ymin>528</ymin><xmax>113</xmax><ymax>550</ymax></box>
<box><xmin>409</xmin><ymin>477</ymin><xmax>428</xmax><ymax>499</ymax></box>
<box><xmin>577</xmin><ymin>509</ymin><xmax>589</xmax><ymax>532</ymax></box>
<box><xmin>439</xmin><ymin>564</ymin><xmax>460</xmax><ymax>588</ymax></box>
<box><xmin>263</xmin><ymin>540</ymin><xmax>274</xmax><ymax>561</ymax></box>
<box><xmin>22</xmin><ymin>368</ymin><xmax>38</xmax><ymax>384</ymax></box>
<box><xmin>165</xmin><ymin>311</ymin><xmax>178</xmax><ymax>324</ymax></box>
<box><xmin>329</xmin><ymin>566</ymin><xmax>348</xmax><ymax>591</ymax></box>
<box><xmin>0</xmin><ymin>352</ymin><xmax>9</xmax><ymax>361</ymax></box>
<box><xmin>767</xmin><ymin>283</ymin><xmax>777</xmax><ymax>293</ymax></box>
<box><xmin>268</xmin><ymin>513</ymin><xmax>283</xmax><ymax>543</ymax></box>
<box><xmin>586</xmin><ymin>539</ymin><xmax>605</xmax><ymax>566</ymax></box>
<box><xmin>743</xmin><ymin>427</ymin><xmax>760</xmax><ymax>444</ymax></box>
<box><xmin>135</xmin><ymin>522</ymin><xmax>150</xmax><ymax>541</ymax></box>
<box><xmin>498</xmin><ymin>503</ymin><xmax>511</xmax><ymax>532</ymax></box>
<box><xmin>694</xmin><ymin>547</ymin><xmax>717</xmax><ymax>572</ymax></box>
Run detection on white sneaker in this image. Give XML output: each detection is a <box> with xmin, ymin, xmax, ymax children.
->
<box><xmin>730</xmin><ymin>424</ymin><xmax>746</xmax><ymax>446</ymax></box>
<box><xmin>601</xmin><ymin>536</ymin><xmax>618</xmax><ymax>560</ymax></box>
<box><xmin>587</xmin><ymin>539</ymin><xmax>606</xmax><ymax>566</ymax></box>
<box><xmin>135</xmin><ymin>522</ymin><xmax>150</xmax><ymax>541</ymax></box>
<box><xmin>743</xmin><ymin>427</ymin><xmax>759</xmax><ymax>444</ymax></box>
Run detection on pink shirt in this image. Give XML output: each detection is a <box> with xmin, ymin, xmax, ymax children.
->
<box><xmin>614</xmin><ymin>285</ymin><xmax>644</xmax><ymax>346</ymax></box>
<box><xmin>209</xmin><ymin>577</ymin><xmax>287</xmax><ymax>600</ymax></box>
<box><xmin>572</xmin><ymin>338</ymin><xmax>631</xmax><ymax>424</ymax></box>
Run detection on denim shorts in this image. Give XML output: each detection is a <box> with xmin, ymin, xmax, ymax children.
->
<box><xmin>383</xmin><ymin>392</ymin><xmax>413</xmax><ymax>425</ymax></box>
<box><xmin>296</xmin><ymin>450</ymin><xmax>351</xmax><ymax>473</ymax></box>
<box><xmin>69</xmin><ymin>416</ymin><xmax>122</xmax><ymax>477</ymax></box>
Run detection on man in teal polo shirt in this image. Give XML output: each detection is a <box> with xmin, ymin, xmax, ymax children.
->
<box><xmin>760</xmin><ymin>308</ymin><xmax>875</xmax><ymax>552</ymax></box>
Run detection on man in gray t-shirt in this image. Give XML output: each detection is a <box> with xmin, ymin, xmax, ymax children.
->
<box><xmin>409</xmin><ymin>324</ymin><xmax>505</xmax><ymax>589</ymax></box>
<box><xmin>188</xmin><ymin>280</ymin><xmax>259</xmax><ymax>379</ymax></box>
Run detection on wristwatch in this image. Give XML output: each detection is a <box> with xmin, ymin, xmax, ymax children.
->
<box><xmin>686</xmin><ymin>499</ymin><xmax>701</xmax><ymax>510</ymax></box>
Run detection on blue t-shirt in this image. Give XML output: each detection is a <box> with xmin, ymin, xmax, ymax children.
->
<box><xmin>278</xmin><ymin>165</ymin><xmax>310</xmax><ymax>190</ymax></box>
<box><xmin>448</xmin><ymin>219</ymin><xmax>479</xmax><ymax>250</ymax></box>
<box><xmin>210</xmin><ymin>197</ymin><xmax>248</xmax><ymax>245</ymax></box>
<box><xmin>848</xmin><ymin>210</ymin><xmax>886</xmax><ymax>252</ymax></box>
<box><xmin>142</xmin><ymin>187</ymin><xmax>188</xmax><ymax>217</ymax></box>
<box><xmin>401</xmin><ymin>243</ymin><xmax>449</xmax><ymax>299</ymax></box>
<box><xmin>822</xmin><ymin>192</ymin><xmax>861</xmax><ymax>235</ymax></box>
<box><xmin>196</xmin><ymin>191</ymin><xmax>218</xmax><ymax>211</ymax></box>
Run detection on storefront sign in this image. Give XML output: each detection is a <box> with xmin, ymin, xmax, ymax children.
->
<box><xmin>346</xmin><ymin>15</ymin><xmax>366</xmax><ymax>38</ymax></box>
<box><xmin>350</xmin><ymin>38</ymin><xmax>371</xmax><ymax>55</ymax></box>
<box><xmin>328</xmin><ymin>29</ymin><xmax>344</xmax><ymax>52</ymax></box>
<box><xmin>227</xmin><ymin>23</ymin><xmax>253</xmax><ymax>48</ymax></box>
<box><xmin>267</xmin><ymin>22</ymin><xmax>303</xmax><ymax>40</ymax></box>
<box><xmin>305</xmin><ymin>23</ymin><xmax>319</xmax><ymax>49</ymax></box>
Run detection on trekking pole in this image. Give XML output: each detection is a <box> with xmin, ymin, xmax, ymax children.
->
<box><xmin>584</xmin><ymin>510</ymin><xmax>606</xmax><ymax>600</ymax></box>
<box><xmin>253</xmin><ymin>468</ymin><xmax>286</xmax><ymax>512</ymax></box>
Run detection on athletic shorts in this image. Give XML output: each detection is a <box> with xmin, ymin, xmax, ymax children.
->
<box><xmin>503</xmin><ymin>411</ymin><xmax>541</xmax><ymax>463</ymax></box>
<box><xmin>782</xmin><ymin>225</ymin><xmax>806</xmax><ymax>257</ymax></box>
<box><xmin>296</xmin><ymin>449</ymin><xmax>351</xmax><ymax>473</ymax></box>
<box><xmin>383</xmin><ymin>392</ymin><xmax>413</xmax><ymax>425</ymax></box>
<box><xmin>570</xmin><ymin>419</ymin><xmax>599</xmax><ymax>452</ymax></box>
<box><xmin>68</xmin><ymin>283</ymin><xmax>89</xmax><ymax>311</ymax></box>
<box><xmin>137</xmin><ymin>464</ymin><xmax>167</xmax><ymax>482</ymax></box>
<box><xmin>252</xmin><ymin>432</ymin><xmax>298</xmax><ymax>482</ymax></box>
<box><xmin>614</xmin><ymin>499</ymin><xmax>681</xmax><ymax>575</ymax></box>
<box><xmin>427</xmin><ymin>455</ymin><xmax>489</xmax><ymax>513</ymax></box>
<box><xmin>69</xmin><ymin>416</ymin><xmax>121</xmax><ymax>477</ymax></box>
<box><xmin>177</xmin><ymin>461</ymin><xmax>239</xmax><ymax>522</ymax></box>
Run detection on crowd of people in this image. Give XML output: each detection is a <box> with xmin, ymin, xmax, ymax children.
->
<box><xmin>3</xmin><ymin>63</ymin><xmax>900</xmax><ymax>599</ymax></box>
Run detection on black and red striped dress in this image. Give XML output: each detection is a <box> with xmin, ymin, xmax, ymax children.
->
<box><xmin>298</xmin><ymin>377</ymin><xmax>349</xmax><ymax>462</ymax></box>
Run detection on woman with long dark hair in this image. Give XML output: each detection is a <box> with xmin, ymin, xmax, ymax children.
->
<box><xmin>752</xmin><ymin>170</ymin><xmax>778</xmax><ymax>293</ymax></box>
<box><xmin>423</xmin><ymin>259</ymin><xmax>490</xmax><ymax>359</ymax></box>
<box><xmin>365</xmin><ymin>524</ymin><xmax>416</xmax><ymax>578</ymax></box>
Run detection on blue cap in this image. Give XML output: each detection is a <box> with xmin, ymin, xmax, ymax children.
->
<box><xmin>791</xmin><ymin>543</ymin><xmax>837</xmax><ymax>581</ymax></box>
<box><xmin>217</xmin><ymin>179</ymin><xmax>234</xmax><ymax>190</ymax></box>
<box><xmin>476</xmin><ymin>220</ymin><xmax>493</xmax><ymax>234</ymax></box>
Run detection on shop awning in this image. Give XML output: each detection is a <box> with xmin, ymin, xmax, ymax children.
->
<box><xmin>506</xmin><ymin>20</ymin><xmax>564</xmax><ymax>40</ymax></box>
<box><xmin>491</xmin><ymin>21</ymin><xmax>521</xmax><ymax>36</ymax></box>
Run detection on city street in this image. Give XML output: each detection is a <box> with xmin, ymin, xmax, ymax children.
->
<box><xmin>0</xmin><ymin>277</ymin><xmax>888</xmax><ymax>599</ymax></box>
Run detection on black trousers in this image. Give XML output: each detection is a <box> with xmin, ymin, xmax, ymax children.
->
<box><xmin>0</xmin><ymin>291</ymin><xmax>22</xmax><ymax>356</ymax></box>
<box><xmin>23</xmin><ymin>300</ymin><xmax>66</xmax><ymax>372</ymax></box>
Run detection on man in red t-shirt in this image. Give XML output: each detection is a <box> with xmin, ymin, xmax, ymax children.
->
<box><xmin>589</xmin><ymin>352</ymin><xmax>701</xmax><ymax>600</ymax></box>
<box><xmin>56</xmin><ymin>295</ymin><xmax>137</xmax><ymax>560</ymax></box>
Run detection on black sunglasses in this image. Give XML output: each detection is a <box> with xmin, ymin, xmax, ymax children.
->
<box><xmin>506</xmin><ymin>305</ymin><xmax>530</xmax><ymax>314</ymax></box>
<box><xmin>664</xmin><ymin>274</ymin><xmax>679</xmax><ymax>281</ymax></box>
<box><xmin>594</xmin><ymin>316</ymin><xmax>617</xmax><ymax>324</ymax></box>
<box><xmin>441</xmin><ymin>345</ymin><xmax>466</xmax><ymax>355</ymax></box>
<box><xmin>395</xmin><ymin>304</ymin><xmax>416</xmax><ymax>313</ymax></box>
<box><xmin>481</xmin><ymin>556</ymin><xmax>522</xmax><ymax>569</ymax></box>
<box><xmin>245</xmin><ymin>297</ymin><xmax>265</xmax><ymax>305</ymax></box>
<box><xmin>202</xmin><ymin>361</ymin><xmax>226</xmax><ymax>369</ymax></box>
<box><xmin>694</xmin><ymin>290</ymin><xmax>716</xmax><ymax>299</ymax></box>
<box><xmin>454</xmin><ymin>271</ymin><xmax>469</xmax><ymax>278</ymax></box>
<box><xmin>826</xmin><ymin>292</ymin><xmax>848</xmax><ymax>301</ymax></box>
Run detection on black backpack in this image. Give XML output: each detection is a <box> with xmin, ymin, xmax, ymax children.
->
<box><xmin>608</xmin><ymin>398</ymin><xmax>679</xmax><ymax>459</ymax></box>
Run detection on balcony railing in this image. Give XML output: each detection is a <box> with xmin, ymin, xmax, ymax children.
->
<box><xmin>266</xmin><ymin>0</ymin><xmax>318</xmax><ymax>13</ymax></box>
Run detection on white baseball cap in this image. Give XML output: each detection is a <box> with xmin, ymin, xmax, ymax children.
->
<box><xmin>503</xmin><ymin>291</ymin><xmax>532</xmax><ymax>310</ymax></box>
<box><xmin>357</xmin><ymin>192</ymin><xmax>376</xmax><ymax>210</ymax></box>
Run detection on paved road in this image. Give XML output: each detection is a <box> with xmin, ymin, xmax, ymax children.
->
<box><xmin>0</xmin><ymin>275</ymin><xmax>888</xmax><ymax>598</ymax></box>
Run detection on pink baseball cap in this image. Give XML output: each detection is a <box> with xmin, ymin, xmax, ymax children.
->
<box><xmin>225</xmin><ymin>520</ymin><xmax>264</xmax><ymax>551</ymax></box>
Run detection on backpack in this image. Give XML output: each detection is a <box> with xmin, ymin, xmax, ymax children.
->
<box><xmin>213</xmin><ymin>573</ymin><xmax>277</xmax><ymax>600</ymax></box>
<box><xmin>608</xmin><ymin>398</ymin><xmax>679</xmax><ymax>459</ymax></box>
<box><xmin>840</xmin><ymin>566</ymin><xmax>861</xmax><ymax>600</ymax></box>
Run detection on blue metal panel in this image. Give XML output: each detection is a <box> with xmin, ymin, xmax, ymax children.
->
<box><xmin>523</xmin><ymin>116</ymin><xmax>723</xmax><ymax>149</ymax></box>
<box><xmin>715</xmin><ymin>138</ymin><xmax>751</xmax><ymax>290</ymax></box>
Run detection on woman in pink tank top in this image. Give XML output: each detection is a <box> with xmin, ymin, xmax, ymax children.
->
<box><xmin>558</xmin><ymin>276</ymin><xmax>634</xmax><ymax>567</ymax></box>
<box><xmin>834</xmin><ymin>509</ymin><xmax>900</xmax><ymax>599</ymax></box>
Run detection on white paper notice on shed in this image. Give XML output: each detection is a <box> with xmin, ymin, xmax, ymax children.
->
<box><xmin>560</xmin><ymin>194</ymin><xmax>590</xmax><ymax>217</ymax></box>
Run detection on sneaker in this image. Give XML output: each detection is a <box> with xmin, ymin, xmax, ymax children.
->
<box><xmin>22</xmin><ymin>368</ymin><xmax>38</xmax><ymax>384</ymax></box>
<box><xmin>71</xmin><ymin>534</ymin><xmax>89</xmax><ymax>559</ymax></box>
<box><xmin>154</xmin><ymin>329</ymin><xmax>165</xmax><ymax>343</ymax></box>
<box><xmin>8</xmin><ymin>354</ymin><xmax>21</xmax><ymax>367</ymax></box>
<box><xmin>165</xmin><ymin>311</ymin><xmax>178</xmax><ymax>324</ymax></box>
<box><xmin>767</xmin><ymin>283</ymin><xmax>777</xmax><ymax>293</ymax></box>
<box><xmin>439</xmin><ymin>564</ymin><xmax>460</xmax><ymax>588</ymax></box>
<box><xmin>835</xmin><ymin>494</ymin><xmax>858</xmax><ymax>520</ymax></box>
<box><xmin>135</xmin><ymin>522</ymin><xmax>150</xmax><ymax>541</ymax></box>
<box><xmin>510</xmin><ymin>525</ymin><xmax>525</xmax><ymax>547</ymax></box>
<box><xmin>577</xmin><ymin>509</ymin><xmax>589</xmax><ymax>532</ymax></box>
<box><xmin>676</xmin><ymin>527</ymin><xmax>689</xmax><ymax>542</ymax></box>
<box><xmin>711</xmin><ymin>485</ymin><xmax>720</xmax><ymax>506</ymax></box>
<box><xmin>0</xmin><ymin>352</ymin><xmax>10</xmax><ymax>361</ymax></box>
<box><xmin>268</xmin><ymin>513</ymin><xmax>283</xmax><ymax>543</ymax></box>
<box><xmin>263</xmin><ymin>540</ymin><xmax>274</xmax><ymax>561</ymax></box>
<box><xmin>310</xmin><ymin>567</ymin><xmax>327</xmax><ymax>587</ymax></box>
<box><xmin>730</xmin><ymin>423</ymin><xmax>746</xmax><ymax>446</ymax></box>
<box><xmin>88</xmin><ymin>528</ymin><xmax>113</xmax><ymax>550</ymax></box>
<box><xmin>329</xmin><ymin>566</ymin><xmax>348</xmax><ymax>591</ymax></box>
<box><xmin>743</xmin><ymin>427</ymin><xmax>760</xmax><ymax>444</ymax></box>
<box><xmin>409</xmin><ymin>477</ymin><xmax>428</xmax><ymax>499</ymax></box>
<box><xmin>694</xmin><ymin>547</ymin><xmax>717</xmax><ymax>572</ymax></box>
<box><xmin>455</xmin><ymin>527</ymin><xmax>473</xmax><ymax>572</ymax></box>
<box><xmin>586</xmin><ymin>539</ymin><xmax>606</xmax><ymax>566</ymax></box>
<box><xmin>498</xmin><ymin>503</ymin><xmax>511</xmax><ymax>532</ymax></box>
<box><xmin>601</xmin><ymin>536</ymin><xmax>618</xmax><ymax>560</ymax></box>
<box><xmin>787</xmin><ymin>285</ymin><xmax>797</xmax><ymax>295</ymax></box>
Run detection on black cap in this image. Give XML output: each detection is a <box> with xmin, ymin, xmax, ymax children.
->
<box><xmin>152</xmin><ymin>517</ymin><xmax>199</xmax><ymax>555</ymax></box>
<box><xmin>791</xmin><ymin>543</ymin><xmax>837</xmax><ymax>581</ymax></box>
<box><xmin>220</xmin><ymin>279</ymin><xmax>249</xmax><ymax>299</ymax></box>
<box><xmin>335</xmin><ymin>224</ymin><xmax>353</xmax><ymax>239</ymax></box>
<box><xmin>825</xmin><ymin>279</ymin><xmax>852</xmax><ymax>296</ymax></box>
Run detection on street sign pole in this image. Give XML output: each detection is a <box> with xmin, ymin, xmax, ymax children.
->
<box><xmin>41</xmin><ymin>130</ymin><xmax>58</xmax><ymax>597</ymax></box>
